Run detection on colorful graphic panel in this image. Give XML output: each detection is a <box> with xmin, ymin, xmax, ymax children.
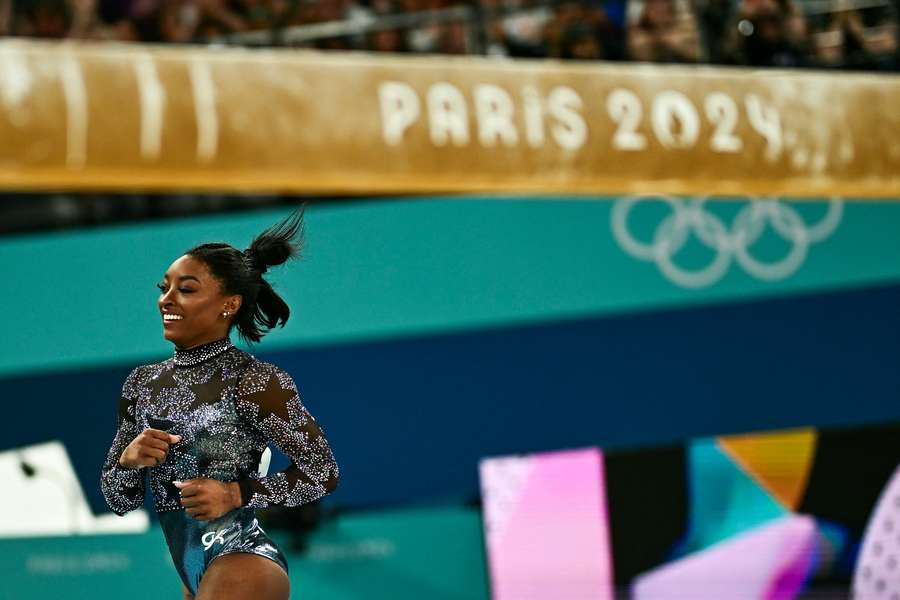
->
<box><xmin>481</xmin><ymin>423</ymin><xmax>900</xmax><ymax>598</ymax></box>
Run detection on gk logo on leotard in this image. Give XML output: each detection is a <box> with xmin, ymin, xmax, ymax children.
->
<box><xmin>611</xmin><ymin>194</ymin><xmax>843</xmax><ymax>289</ymax></box>
<box><xmin>202</xmin><ymin>529</ymin><xmax>226</xmax><ymax>550</ymax></box>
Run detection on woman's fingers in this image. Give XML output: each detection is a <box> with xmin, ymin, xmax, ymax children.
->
<box><xmin>178</xmin><ymin>484</ymin><xmax>199</xmax><ymax>497</ymax></box>
<box><xmin>179</xmin><ymin>482</ymin><xmax>222</xmax><ymax>520</ymax></box>
<box><xmin>187</xmin><ymin>508</ymin><xmax>209</xmax><ymax>520</ymax></box>
<box><xmin>142</xmin><ymin>437</ymin><xmax>171</xmax><ymax>452</ymax></box>
<box><xmin>135</xmin><ymin>450</ymin><xmax>166</xmax><ymax>467</ymax></box>
<box><xmin>141</xmin><ymin>447</ymin><xmax>166</xmax><ymax>461</ymax></box>
<box><xmin>143</xmin><ymin>428</ymin><xmax>172</xmax><ymax>442</ymax></box>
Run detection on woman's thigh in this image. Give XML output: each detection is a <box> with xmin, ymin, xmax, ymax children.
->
<box><xmin>195</xmin><ymin>553</ymin><xmax>290</xmax><ymax>600</ymax></box>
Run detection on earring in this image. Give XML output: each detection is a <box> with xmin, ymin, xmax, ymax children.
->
<box><xmin>221</xmin><ymin>311</ymin><xmax>230</xmax><ymax>318</ymax></box>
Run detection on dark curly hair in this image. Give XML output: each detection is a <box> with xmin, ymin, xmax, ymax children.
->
<box><xmin>185</xmin><ymin>207</ymin><xmax>305</xmax><ymax>345</ymax></box>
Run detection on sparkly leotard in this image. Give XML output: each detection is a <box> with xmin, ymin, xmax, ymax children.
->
<box><xmin>99</xmin><ymin>337</ymin><xmax>339</xmax><ymax>595</ymax></box>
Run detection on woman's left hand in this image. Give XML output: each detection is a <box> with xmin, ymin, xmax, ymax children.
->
<box><xmin>174</xmin><ymin>478</ymin><xmax>241</xmax><ymax>521</ymax></box>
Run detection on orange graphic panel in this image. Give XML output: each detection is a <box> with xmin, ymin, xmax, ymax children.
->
<box><xmin>717</xmin><ymin>428</ymin><xmax>818</xmax><ymax>510</ymax></box>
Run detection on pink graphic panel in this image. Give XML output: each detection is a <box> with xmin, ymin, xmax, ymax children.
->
<box><xmin>632</xmin><ymin>515</ymin><xmax>817</xmax><ymax>600</ymax></box>
<box><xmin>479</xmin><ymin>447</ymin><xmax>614</xmax><ymax>600</ymax></box>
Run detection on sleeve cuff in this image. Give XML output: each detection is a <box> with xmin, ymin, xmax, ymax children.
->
<box><xmin>114</xmin><ymin>463</ymin><xmax>144</xmax><ymax>480</ymax></box>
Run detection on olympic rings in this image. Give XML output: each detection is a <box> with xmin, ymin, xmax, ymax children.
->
<box><xmin>611</xmin><ymin>193</ymin><xmax>843</xmax><ymax>289</ymax></box>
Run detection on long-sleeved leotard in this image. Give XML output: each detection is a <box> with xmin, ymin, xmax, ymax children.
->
<box><xmin>99</xmin><ymin>337</ymin><xmax>338</xmax><ymax>594</ymax></box>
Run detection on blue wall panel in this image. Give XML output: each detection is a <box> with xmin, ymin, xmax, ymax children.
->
<box><xmin>2</xmin><ymin>282</ymin><xmax>898</xmax><ymax>514</ymax></box>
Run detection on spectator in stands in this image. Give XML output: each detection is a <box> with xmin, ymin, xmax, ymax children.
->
<box><xmin>236</xmin><ymin>0</ymin><xmax>276</xmax><ymax>30</ymax></box>
<box><xmin>559</xmin><ymin>21</ymin><xmax>605</xmax><ymax>57</ymax></box>
<box><xmin>811</xmin><ymin>0</ymin><xmax>898</xmax><ymax>69</ymax></box>
<box><xmin>405</xmin><ymin>6</ymin><xmax>443</xmax><ymax>53</ymax></box>
<box><xmin>436</xmin><ymin>18</ymin><xmax>470</xmax><ymax>53</ymax></box>
<box><xmin>368</xmin><ymin>26</ymin><xmax>409</xmax><ymax>51</ymax></box>
<box><xmin>112</xmin><ymin>0</ymin><xmax>166</xmax><ymax>42</ymax></box>
<box><xmin>627</xmin><ymin>0</ymin><xmax>702</xmax><ymax>61</ymax></box>
<box><xmin>3</xmin><ymin>0</ymin><xmax>113</xmax><ymax>39</ymax></box>
<box><xmin>298</xmin><ymin>0</ymin><xmax>354</xmax><ymax>24</ymax></box>
<box><xmin>695</xmin><ymin>0</ymin><xmax>734</xmax><ymax>62</ymax></box>
<box><xmin>0</xmin><ymin>0</ymin><xmax>8</xmax><ymax>35</ymax></box>
<box><xmin>368</xmin><ymin>0</ymin><xmax>398</xmax><ymax>17</ymax></box>
<box><xmin>15</xmin><ymin>0</ymin><xmax>71</xmax><ymax>37</ymax></box>
<box><xmin>539</xmin><ymin>1</ymin><xmax>623</xmax><ymax>59</ymax></box>
<box><xmin>159</xmin><ymin>0</ymin><xmax>204</xmax><ymax>42</ymax></box>
<box><xmin>484</xmin><ymin>0</ymin><xmax>555</xmax><ymax>57</ymax></box>
<box><xmin>718</xmin><ymin>0</ymin><xmax>810</xmax><ymax>67</ymax></box>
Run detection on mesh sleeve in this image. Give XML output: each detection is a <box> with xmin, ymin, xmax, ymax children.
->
<box><xmin>99</xmin><ymin>366</ymin><xmax>146</xmax><ymax>516</ymax></box>
<box><xmin>235</xmin><ymin>361</ymin><xmax>339</xmax><ymax>509</ymax></box>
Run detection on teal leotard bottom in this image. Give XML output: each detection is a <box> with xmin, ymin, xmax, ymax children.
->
<box><xmin>158</xmin><ymin>507</ymin><xmax>289</xmax><ymax>596</ymax></box>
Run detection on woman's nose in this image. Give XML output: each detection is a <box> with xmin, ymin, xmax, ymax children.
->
<box><xmin>159</xmin><ymin>290</ymin><xmax>175</xmax><ymax>307</ymax></box>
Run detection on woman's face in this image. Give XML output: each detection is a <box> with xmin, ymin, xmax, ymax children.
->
<box><xmin>157</xmin><ymin>255</ymin><xmax>241</xmax><ymax>349</ymax></box>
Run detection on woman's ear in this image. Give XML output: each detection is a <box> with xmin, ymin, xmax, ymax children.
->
<box><xmin>225</xmin><ymin>295</ymin><xmax>242</xmax><ymax>314</ymax></box>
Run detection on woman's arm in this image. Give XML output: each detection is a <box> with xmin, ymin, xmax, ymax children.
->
<box><xmin>99</xmin><ymin>367</ymin><xmax>147</xmax><ymax>516</ymax></box>
<box><xmin>233</xmin><ymin>361</ymin><xmax>339</xmax><ymax>509</ymax></box>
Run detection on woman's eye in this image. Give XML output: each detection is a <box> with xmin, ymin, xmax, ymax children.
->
<box><xmin>157</xmin><ymin>283</ymin><xmax>194</xmax><ymax>294</ymax></box>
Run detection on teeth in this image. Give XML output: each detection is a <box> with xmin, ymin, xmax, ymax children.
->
<box><xmin>163</xmin><ymin>314</ymin><xmax>183</xmax><ymax>321</ymax></box>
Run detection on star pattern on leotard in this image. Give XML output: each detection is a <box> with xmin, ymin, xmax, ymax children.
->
<box><xmin>234</xmin><ymin>361</ymin><xmax>339</xmax><ymax>509</ymax></box>
<box><xmin>99</xmin><ymin>339</ymin><xmax>339</xmax><ymax>516</ymax></box>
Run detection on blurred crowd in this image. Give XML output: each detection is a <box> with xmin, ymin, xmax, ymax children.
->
<box><xmin>0</xmin><ymin>0</ymin><xmax>897</xmax><ymax>69</ymax></box>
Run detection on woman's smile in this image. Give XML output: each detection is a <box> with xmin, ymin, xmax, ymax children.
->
<box><xmin>162</xmin><ymin>313</ymin><xmax>184</xmax><ymax>327</ymax></box>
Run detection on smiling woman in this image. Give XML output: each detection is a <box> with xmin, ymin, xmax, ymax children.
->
<box><xmin>99</xmin><ymin>207</ymin><xmax>339</xmax><ymax>600</ymax></box>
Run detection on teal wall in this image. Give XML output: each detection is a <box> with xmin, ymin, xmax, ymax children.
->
<box><xmin>2</xmin><ymin>197</ymin><xmax>899</xmax><ymax>378</ymax></box>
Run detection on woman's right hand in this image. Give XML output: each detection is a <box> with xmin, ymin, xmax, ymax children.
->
<box><xmin>118</xmin><ymin>428</ymin><xmax>182</xmax><ymax>469</ymax></box>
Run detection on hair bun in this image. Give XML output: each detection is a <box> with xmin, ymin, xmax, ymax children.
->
<box><xmin>243</xmin><ymin>248</ymin><xmax>268</xmax><ymax>274</ymax></box>
<box><xmin>243</xmin><ymin>207</ymin><xmax>304</xmax><ymax>278</ymax></box>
